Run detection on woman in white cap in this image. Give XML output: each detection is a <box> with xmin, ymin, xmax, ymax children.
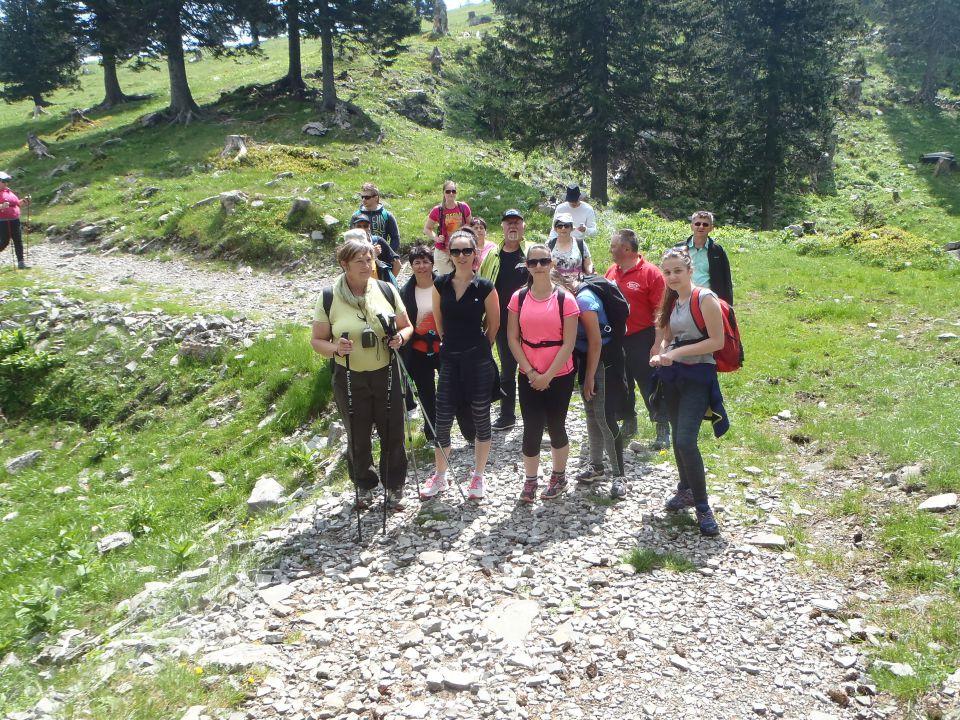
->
<box><xmin>547</xmin><ymin>212</ymin><xmax>593</xmax><ymax>276</ymax></box>
<box><xmin>0</xmin><ymin>172</ymin><xmax>31</xmax><ymax>269</ymax></box>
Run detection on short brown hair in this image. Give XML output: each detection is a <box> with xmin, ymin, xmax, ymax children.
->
<box><xmin>613</xmin><ymin>229</ymin><xmax>639</xmax><ymax>252</ymax></box>
<box><xmin>361</xmin><ymin>182</ymin><xmax>379</xmax><ymax>197</ymax></box>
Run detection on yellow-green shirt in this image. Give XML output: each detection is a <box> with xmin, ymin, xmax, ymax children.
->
<box><xmin>314</xmin><ymin>280</ymin><xmax>404</xmax><ymax>372</ymax></box>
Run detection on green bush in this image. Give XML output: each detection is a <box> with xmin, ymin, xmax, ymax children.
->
<box><xmin>0</xmin><ymin>330</ymin><xmax>65</xmax><ymax>416</ymax></box>
<box><xmin>793</xmin><ymin>226</ymin><xmax>947</xmax><ymax>271</ymax></box>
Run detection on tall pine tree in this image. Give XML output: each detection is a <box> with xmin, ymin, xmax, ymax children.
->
<box><xmin>472</xmin><ymin>0</ymin><xmax>666</xmax><ymax>204</ymax></box>
<box><xmin>79</xmin><ymin>0</ymin><xmax>155</xmax><ymax>108</ymax></box>
<box><xmin>0</xmin><ymin>0</ymin><xmax>81</xmax><ymax>109</ymax></box>
<box><xmin>716</xmin><ymin>0</ymin><xmax>854</xmax><ymax>228</ymax></box>
<box><xmin>882</xmin><ymin>0</ymin><xmax>960</xmax><ymax>105</ymax></box>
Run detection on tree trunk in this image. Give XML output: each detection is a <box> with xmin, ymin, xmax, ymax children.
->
<box><xmin>319</xmin><ymin>1</ymin><xmax>337</xmax><ymax>111</ymax></box>
<box><xmin>163</xmin><ymin>4</ymin><xmax>202</xmax><ymax>123</ymax></box>
<box><xmin>432</xmin><ymin>0</ymin><xmax>448</xmax><ymax>37</ymax></box>
<box><xmin>589</xmin><ymin>134</ymin><xmax>609</xmax><ymax>205</ymax></box>
<box><xmin>586</xmin><ymin>7</ymin><xmax>611</xmax><ymax>204</ymax></box>
<box><xmin>759</xmin><ymin>0</ymin><xmax>785</xmax><ymax>230</ymax></box>
<box><xmin>918</xmin><ymin>34</ymin><xmax>942</xmax><ymax>106</ymax></box>
<box><xmin>284</xmin><ymin>0</ymin><xmax>306</xmax><ymax>96</ymax></box>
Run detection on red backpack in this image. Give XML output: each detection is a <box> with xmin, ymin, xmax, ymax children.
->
<box><xmin>689</xmin><ymin>287</ymin><xmax>744</xmax><ymax>372</ymax></box>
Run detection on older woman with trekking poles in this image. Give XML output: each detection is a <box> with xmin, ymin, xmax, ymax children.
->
<box><xmin>0</xmin><ymin>171</ymin><xmax>30</xmax><ymax>270</ymax></box>
<box><xmin>311</xmin><ymin>232</ymin><xmax>413</xmax><ymax>538</ymax></box>
<box><xmin>649</xmin><ymin>247</ymin><xmax>726</xmax><ymax>536</ymax></box>
<box><xmin>507</xmin><ymin>245</ymin><xmax>580</xmax><ymax>504</ymax></box>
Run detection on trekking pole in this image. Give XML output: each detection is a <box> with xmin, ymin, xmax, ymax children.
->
<box><xmin>382</xmin><ymin>349</ymin><xmax>393</xmax><ymax>535</ymax></box>
<box><xmin>398</xmin><ymin>356</ymin><xmax>421</xmax><ymax>498</ymax></box>
<box><xmin>391</xmin><ymin>349</ymin><xmax>466</xmax><ymax>502</ymax></box>
<box><xmin>341</xmin><ymin>332</ymin><xmax>363</xmax><ymax>544</ymax></box>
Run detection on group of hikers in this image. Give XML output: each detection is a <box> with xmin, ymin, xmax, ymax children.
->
<box><xmin>311</xmin><ymin>181</ymin><xmax>737</xmax><ymax>538</ymax></box>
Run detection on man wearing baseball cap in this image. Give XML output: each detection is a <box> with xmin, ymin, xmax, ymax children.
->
<box><xmin>548</xmin><ymin>184</ymin><xmax>597</xmax><ymax>243</ymax></box>
<box><xmin>0</xmin><ymin>172</ymin><xmax>31</xmax><ymax>269</ymax></box>
<box><xmin>479</xmin><ymin>209</ymin><xmax>531</xmax><ymax>431</ymax></box>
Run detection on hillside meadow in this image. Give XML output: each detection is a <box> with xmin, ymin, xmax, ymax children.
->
<box><xmin>0</xmin><ymin>4</ymin><xmax>959</xmax><ymax>715</ymax></box>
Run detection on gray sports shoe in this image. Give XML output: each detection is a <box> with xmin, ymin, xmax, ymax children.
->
<box><xmin>386</xmin><ymin>489</ymin><xmax>404</xmax><ymax>510</ymax></box>
<box><xmin>575</xmin><ymin>464</ymin><xmax>605</xmax><ymax>484</ymax></box>
<box><xmin>664</xmin><ymin>487</ymin><xmax>695</xmax><ymax>511</ymax></box>
<box><xmin>355</xmin><ymin>488</ymin><xmax>374</xmax><ymax>509</ymax></box>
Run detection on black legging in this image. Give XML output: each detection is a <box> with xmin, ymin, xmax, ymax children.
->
<box><xmin>0</xmin><ymin>219</ymin><xmax>24</xmax><ymax>264</ymax></box>
<box><xmin>405</xmin><ymin>349</ymin><xmax>476</xmax><ymax>444</ymax></box>
<box><xmin>518</xmin><ymin>371</ymin><xmax>576</xmax><ymax>457</ymax></box>
<box><xmin>435</xmin><ymin>347</ymin><xmax>496</xmax><ymax>448</ymax></box>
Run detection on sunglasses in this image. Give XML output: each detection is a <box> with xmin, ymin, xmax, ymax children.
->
<box><xmin>554</xmin><ymin>223</ymin><xmax>573</xmax><ymax>229</ymax></box>
<box><xmin>444</xmin><ymin>189</ymin><xmax>457</xmax><ymax>194</ymax></box>
<box><xmin>526</xmin><ymin>257</ymin><xmax>552</xmax><ymax>267</ymax></box>
<box><xmin>449</xmin><ymin>247</ymin><xmax>475</xmax><ymax>257</ymax></box>
<box><xmin>693</xmin><ymin>222</ymin><xmax>711</xmax><ymax>227</ymax></box>
<box><xmin>360</xmin><ymin>194</ymin><xmax>377</xmax><ymax>200</ymax></box>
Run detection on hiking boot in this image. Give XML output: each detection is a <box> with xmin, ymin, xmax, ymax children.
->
<box><xmin>621</xmin><ymin>416</ymin><xmax>638</xmax><ymax>437</ymax></box>
<box><xmin>420</xmin><ymin>473</ymin><xmax>448</xmax><ymax>500</ymax></box>
<box><xmin>664</xmin><ymin>487</ymin><xmax>695</xmax><ymax>512</ymax></box>
<box><xmin>16</xmin><ymin>261</ymin><xmax>29</xmax><ymax>270</ymax></box>
<box><xmin>355</xmin><ymin>488</ymin><xmax>374</xmax><ymax>509</ymax></box>
<box><xmin>696</xmin><ymin>506</ymin><xmax>721</xmax><ymax>537</ymax></box>
<box><xmin>386</xmin><ymin>489</ymin><xmax>404</xmax><ymax>510</ymax></box>
<box><xmin>518</xmin><ymin>478</ymin><xmax>538</xmax><ymax>504</ymax></box>
<box><xmin>491</xmin><ymin>415</ymin><xmax>516</xmax><ymax>432</ymax></box>
<box><xmin>575</xmin><ymin>463</ymin><xmax>605</xmax><ymax>484</ymax></box>
<box><xmin>653</xmin><ymin>422</ymin><xmax>671</xmax><ymax>451</ymax></box>
<box><xmin>610</xmin><ymin>477</ymin><xmax>628</xmax><ymax>500</ymax></box>
<box><xmin>540</xmin><ymin>473</ymin><xmax>567</xmax><ymax>500</ymax></box>
<box><xmin>467</xmin><ymin>473</ymin><xmax>486</xmax><ymax>501</ymax></box>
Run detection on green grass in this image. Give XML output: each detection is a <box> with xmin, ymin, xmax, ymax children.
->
<box><xmin>0</xmin><ymin>292</ymin><xmax>335</xmax><ymax>712</ymax></box>
<box><xmin>0</xmin><ymin>6</ymin><xmax>960</xmax><ymax>713</ymax></box>
<box><xmin>623</xmin><ymin>547</ymin><xmax>697</xmax><ymax>574</ymax></box>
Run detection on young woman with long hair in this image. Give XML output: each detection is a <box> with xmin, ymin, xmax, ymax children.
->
<box><xmin>507</xmin><ymin>245</ymin><xmax>580</xmax><ymax>503</ymax></box>
<box><xmin>649</xmin><ymin>247</ymin><xmax>725</xmax><ymax>536</ymax></box>
<box><xmin>423</xmin><ymin>180</ymin><xmax>472</xmax><ymax>275</ymax></box>
<box><xmin>420</xmin><ymin>230</ymin><xmax>499</xmax><ymax>501</ymax></box>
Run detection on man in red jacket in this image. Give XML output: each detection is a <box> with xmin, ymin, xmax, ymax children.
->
<box><xmin>604</xmin><ymin>229</ymin><xmax>669</xmax><ymax>448</ymax></box>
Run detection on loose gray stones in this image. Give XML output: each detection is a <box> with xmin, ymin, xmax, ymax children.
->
<box><xmin>246</xmin><ymin>476</ymin><xmax>285</xmax><ymax>513</ymax></box>
<box><xmin>746</xmin><ymin>533</ymin><xmax>787</xmax><ymax>549</ymax></box>
<box><xmin>199</xmin><ymin>643</ymin><xmax>284</xmax><ymax>671</ymax></box>
<box><xmin>97</xmin><ymin>531</ymin><xmax>134</xmax><ymax>554</ymax></box>
<box><xmin>5</xmin><ymin>450</ymin><xmax>42</xmax><ymax>474</ymax></box>
<box><xmin>918</xmin><ymin>493</ymin><xmax>958</xmax><ymax>512</ymax></box>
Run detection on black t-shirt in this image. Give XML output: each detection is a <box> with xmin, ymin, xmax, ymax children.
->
<box><xmin>495</xmin><ymin>248</ymin><xmax>527</xmax><ymax>317</ymax></box>
<box><xmin>435</xmin><ymin>274</ymin><xmax>493</xmax><ymax>352</ymax></box>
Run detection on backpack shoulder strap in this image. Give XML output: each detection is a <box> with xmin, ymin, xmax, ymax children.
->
<box><xmin>457</xmin><ymin>202</ymin><xmax>467</xmax><ymax>221</ymax></box>
<box><xmin>556</xmin><ymin>288</ymin><xmax>566</xmax><ymax>335</ymax></box>
<box><xmin>376</xmin><ymin>279</ymin><xmax>398</xmax><ymax>308</ymax></box>
<box><xmin>547</xmin><ymin>237</ymin><xmax>557</xmax><ymax>250</ymax></box>
<box><xmin>322</xmin><ymin>287</ymin><xmax>334</xmax><ymax>319</ymax></box>
<box><xmin>576</xmin><ymin>237</ymin><xmax>585</xmax><ymax>258</ymax></box>
<box><xmin>689</xmin><ymin>287</ymin><xmax>707</xmax><ymax>335</ymax></box>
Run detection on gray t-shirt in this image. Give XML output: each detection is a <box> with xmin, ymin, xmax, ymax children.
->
<box><xmin>667</xmin><ymin>289</ymin><xmax>717</xmax><ymax>365</ymax></box>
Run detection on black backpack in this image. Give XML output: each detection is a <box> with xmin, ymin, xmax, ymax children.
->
<box><xmin>575</xmin><ymin>275</ymin><xmax>629</xmax><ymax>347</ymax></box>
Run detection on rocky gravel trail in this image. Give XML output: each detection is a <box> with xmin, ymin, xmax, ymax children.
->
<box><xmin>22</xmin><ymin>239</ymin><xmax>337</xmax><ymax>323</ymax></box>
<box><xmin>7</xmin><ymin>241</ymin><xmax>899</xmax><ymax>720</ymax></box>
<box><xmin>151</xmin><ymin>415</ymin><xmax>896</xmax><ymax>720</ymax></box>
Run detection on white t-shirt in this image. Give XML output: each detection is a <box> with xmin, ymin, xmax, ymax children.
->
<box><xmin>414</xmin><ymin>285</ymin><xmax>433</xmax><ymax>323</ymax></box>
<box><xmin>548</xmin><ymin>201</ymin><xmax>598</xmax><ymax>241</ymax></box>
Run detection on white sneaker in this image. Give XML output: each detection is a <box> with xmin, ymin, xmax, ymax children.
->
<box><xmin>420</xmin><ymin>472</ymin><xmax>448</xmax><ymax>500</ymax></box>
<box><xmin>467</xmin><ymin>473</ymin><xmax>486</xmax><ymax>501</ymax></box>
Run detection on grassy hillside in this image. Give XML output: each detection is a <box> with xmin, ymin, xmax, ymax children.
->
<box><xmin>0</xmin><ymin>6</ymin><xmax>959</xmax><ymax>716</ymax></box>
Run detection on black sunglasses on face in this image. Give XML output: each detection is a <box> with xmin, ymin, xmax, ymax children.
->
<box><xmin>555</xmin><ymin>223</ymin><xmax>573</xmax><ymax>229</ymax></box>
<box><xmin>526</xmin><ymin>257</ymin><xmax>552</xmax><ymax>267</ymax></box>
<box><xmin>444</xmin><ymin>189</ymin><xmax>457</xmax><ymax>194</ymax></box>
<box><xmin>693</xmin><ymin>222</ymin><xmax>711</xmax><ymax>227</ymax></box>
<box><xmin>449</xmin><ymin>247</ymin><xmax>475</xmax><ymax>257</ymax></box>
<box><xmin>360</xmin><ymin>194</ymin><xmax>376</xmax><ymax>200</ymax></box>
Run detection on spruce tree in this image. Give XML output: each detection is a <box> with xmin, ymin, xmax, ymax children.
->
<box><xmin>716</xmin><ymin>0</ymin><xmax>855</xmax><ymax>228</ymax></box>
<box><xmin>471</xmin><ymin>0</ymin><xmax>665</xmax><ymax>204</ymax></box>
<box><xmin>0</xmin><ymin>0</ymin><xmax>82</xmax><ymax>108</ymax></box>
<box><xmin>79</xmin><ymin>0</ymin><xmax>155</xmax><ymax>108</ymax></box>
<box><xmin>882</xmin><ymin>0</ymin><xmax>960</xmax><ymax>105</ymax></box>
